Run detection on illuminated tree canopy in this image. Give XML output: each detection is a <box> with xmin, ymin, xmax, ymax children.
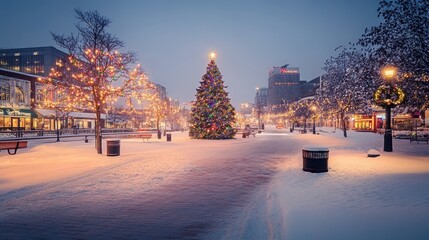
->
<box><xmin>42</xmin><ymin>8</ymin><xmax>153</xmax><ymax>154</ymax></box>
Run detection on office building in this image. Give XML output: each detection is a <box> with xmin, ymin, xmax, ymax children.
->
<box><xmin>267</xmin><ymin>64</ymin><xmax>300</xmax><ymax>107</ymax></box>
<box><xmin>0</xmin><ymin>46</ymin><xmax>68</xmax><ymax>77</ymax></box>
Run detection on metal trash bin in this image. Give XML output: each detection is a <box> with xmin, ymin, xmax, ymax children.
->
<box><xmin>106</xmin><ymin>140</ymin><xmax>120</xmax><ymax>156</ymax></box>
<box><xmin>167</xmin><ymin>133</ymin><xmax>172</xmax><ymax>141</ymax></box>
<box><xmin>302</xmin><ymin>146</ymin><xmax>329</xmax><ymax>173</ymax></box>
<box><xmin>242</xmin><ymin>132</ymin><xmax>247</xmax><ymax>138</ymax></box>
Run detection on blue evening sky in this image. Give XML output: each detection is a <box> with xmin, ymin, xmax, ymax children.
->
<box><xmin>0</xmin><ymin>0</ymin><xmax>380</xmax><ymax>107</ymax></box>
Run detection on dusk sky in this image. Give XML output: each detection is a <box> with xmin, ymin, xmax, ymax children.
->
<box><xmin>1</xmin><ymin>0</ymin><xmax>380</xmax><ymax>107</ymax></box>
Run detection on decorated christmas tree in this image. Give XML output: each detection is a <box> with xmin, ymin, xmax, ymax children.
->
<box><xmin>189</xmin><ymin>52</ymin><xmax>236</xmax><ymax>139</ymax></box>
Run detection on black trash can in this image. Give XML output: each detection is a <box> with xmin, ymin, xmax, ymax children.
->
<box><xmin>106</xmin><ymin>140</ymin><xmax>120</xmax><ymax>156</ymax></box>
<box><xmin>302</xmin><ymin>146</ymin><xmax>329</xmax><ymax>173</ymax></box>
<box><xmin>167</xmin><ymin>133</ymin><xmax>172</xmax><ymax>141</ymax></box>
<box><xmin>242</xmin><ymin>132</ymin><xmax>247</xmax><ymax>138</ymax></box>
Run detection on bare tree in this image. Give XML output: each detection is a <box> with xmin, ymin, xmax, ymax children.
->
<box><xmin>45</xmin><ymin>9</ymin><xmax>151</xmax><ymax>154</ymax></box>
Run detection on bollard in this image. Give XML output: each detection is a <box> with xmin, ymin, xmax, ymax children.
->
<box><xmin>302</xmin><ymin>146</ymin><xmax>329</xmax><ymax>173</ymax></box>
<box><xmin>106</xmin><ymin>140</ymin><xmax>120</xmax><ymax>156</ymax></box>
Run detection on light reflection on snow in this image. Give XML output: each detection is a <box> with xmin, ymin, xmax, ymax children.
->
<box><xmin>0</xmin><ymin>131</ymin><xmax>299</xmax><ymax>239</ymax></box>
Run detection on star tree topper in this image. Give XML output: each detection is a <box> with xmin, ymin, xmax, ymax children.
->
<box><xmin>209</xmin><ymin>51</ymin><xmax>217</xmax><ymax>60</ymax></box>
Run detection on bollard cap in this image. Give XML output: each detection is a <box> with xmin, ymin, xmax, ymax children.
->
<box><xmin>302</xmin><ymin>145</ymin><xmax>329</xmax><ymax>151</ymax></box>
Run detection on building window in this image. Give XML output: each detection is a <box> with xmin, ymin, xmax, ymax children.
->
<box><xmin>0</xmin><ymin>83</ymin><xmax>10</xmax><ymax>101</ymax></box>
<box><xmin>15</xmin><ymin>86</ymin><xmax>25</xmax><ymax>103</ymax></box>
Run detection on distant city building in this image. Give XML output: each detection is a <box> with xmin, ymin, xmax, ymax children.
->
<box><xmin>265</xmin><ymin>64</ymin><xmax>321</xmax><ymax>111</ymax></box>
<box><xmin>267</xmin><ymin>64</ymin><xmax>300</xmax><ymax>107</ymax></box>
<box><xmin>0</xmin><ymin>46</ymin><xmax>68</xmax><ymax>77</ymax></box>
<box><xmin>254</xmin><ymin>87</ymin><xmax>268</xmax><ymax>108</ymax></box>
<box><xmin>300</xmin><ymin>76</ymin><xmax>320</xmax><ymax>98</ymax></box>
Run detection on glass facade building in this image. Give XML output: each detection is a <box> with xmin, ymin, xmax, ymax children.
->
<box><xmin>267</xmin><ymin>65</ymin><xmax>301</xmax><ymax>107</ymax></box>
<box><xmin>0</xmin><ymin>46</ymin><xmax>68</xmax><ymax>77</ymax></box>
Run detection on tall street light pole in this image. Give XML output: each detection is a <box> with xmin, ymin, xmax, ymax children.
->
<box><xmin>381</xmin><ymin>67</ymin><xmax>397</xmax><ymax>152</ymax></box>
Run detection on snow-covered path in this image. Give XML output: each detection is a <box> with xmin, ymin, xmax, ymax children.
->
<box><xmin>0</xmin><ymin>131</ymin><xmax>300</xmax><ymax>239</ymax></box>
<box><xmin>1</xmin><ymin>129</ymin><xmax>429</xmax><ymax>239</ymax></box>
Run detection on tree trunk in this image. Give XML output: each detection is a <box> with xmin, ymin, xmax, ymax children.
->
<box><xmin>95</xmin><ymin>110</ymin><xmax>102</xmax><ymax>154</ymax></box>
<box><xmin>341</xmin><ymin>111</ymin><xmax>347</xmax><ymax>138</ymax></box>
<box><xmin>156</xmin><ymin>117</ymin><xmax>161</xmax><ymax>139</ymax></box>
<box><xmin>303</xmin><ymin>119</ymin><xmax>307</xmax><ymax>132</ymax></box>
<box><xmin>156</xmin><ymin>118</ymin><xmax>160</xmax><ymax>132</ymax></box>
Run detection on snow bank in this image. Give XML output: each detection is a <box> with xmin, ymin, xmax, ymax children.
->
<box><xmin>264</xmin><ymin>128</ymin><xmax>429</xmax><ymax>240</ymax></box>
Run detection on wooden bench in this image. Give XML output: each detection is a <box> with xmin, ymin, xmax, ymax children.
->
<box><xmin>410</xmin><ymin>135</ymin><xmax>429</xmax><ymax>144</ymax></box>
<box><xmin>138</xmin><ymin>134</ymin><xmax>152</xmax><ymax>141</ymax></box>
<box><xmin>0</xmin><ymin>141</ymin><xmax>28</xmax><ymax>155</ymax></box>
<box><xmin>104</xmin><ymin>134</ymin><xmax>152</xmax><ymax>141</ymax></box>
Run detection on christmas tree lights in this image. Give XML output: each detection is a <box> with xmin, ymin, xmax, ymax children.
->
<box><xmin>189</xmin><ymin>52</ymin><xmax>236</xmax><ymax>139</ymax></box>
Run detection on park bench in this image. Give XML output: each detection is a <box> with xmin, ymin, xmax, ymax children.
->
<box><xmin>103</xmin><ymin>133</ymin><xmax>152</xmax><ymax>141</ymax></box>
<box><xmin>237</xmin><ymin>129</ymin><xmax>256</xmax><ymax>138</ymax></box>
<box><xmin>0</xmin><ymin>141</ymin><xmax>28</xmax><ymax>155</ymax></box>
<box><xmin>410</xmin><ymin>134</ymin><xmax>429</xmax><ymax>144</ymax></box>
<box><xmin>138</xmin><ymin>133</ymin><xmax>152</xmax><ymax>141</ymax></box>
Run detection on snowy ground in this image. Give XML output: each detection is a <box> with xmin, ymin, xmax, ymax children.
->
<box><xmin>0</xmin><ymin>126</ymin><xmax>428</xmax><ymax>239</ymax></box>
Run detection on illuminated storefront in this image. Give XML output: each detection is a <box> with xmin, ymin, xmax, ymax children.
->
<box><xmin>0</xmin><ymin>108</ymin><xmax>38</xmax><ymax>130</ymax></box>
<box><xmin>353</xmin><ymin>114</ymin><xmax>376</xmax><ymax>132</ymax></box>
<box><xmin>0</xmin><ymin>70</ymin><xmax>38</xmax><ymax>130</ymax></box>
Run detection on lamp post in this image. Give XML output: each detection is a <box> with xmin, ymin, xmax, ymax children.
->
<box><xmin>381</xmin><ymin>66</ymin><xmax>397</xmax><ymax>152</ymax></box>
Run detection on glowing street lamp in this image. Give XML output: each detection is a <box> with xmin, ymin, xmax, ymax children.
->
<box><xmin>381</xmin><ymin>66</ymin><xmax>397</xmax><ymax>152</ymax></box>
<box><xmin>382</xmin><ymin>67</ymin><xmax>397</xmax><ymax>81</ymax></box>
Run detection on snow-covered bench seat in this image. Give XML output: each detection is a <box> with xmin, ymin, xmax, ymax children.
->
<box><xmin>0</xmin><ymin>141</ymin><xmax>28</xmax><ymax>155</ymax></box>
<box><xmin>103</xmin><ymin>134</ymin><xmax>152</xmax><ymax>141</ymax></box>
<box><xmin>138</xmin><ymin>134</ymin><xmax>152</xmax><ymax>141</ymax></box>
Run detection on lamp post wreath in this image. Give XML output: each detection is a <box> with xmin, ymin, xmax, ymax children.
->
<box><xmin>374</xmin><ymin>84</ymin><xmax>405</xmax><ymax>107</ymax></box>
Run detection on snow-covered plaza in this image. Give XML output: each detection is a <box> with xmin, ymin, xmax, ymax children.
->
<box><xmin>1</xmin><ymin>127</ymin><xmax>429</xmax><ymax>239</ymax></box>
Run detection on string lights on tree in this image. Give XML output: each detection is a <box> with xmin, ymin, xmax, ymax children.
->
<box><xmin>42</xmin><ymin>9</ymin><xmax>154</xmax><ymax>154</ymax></box>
